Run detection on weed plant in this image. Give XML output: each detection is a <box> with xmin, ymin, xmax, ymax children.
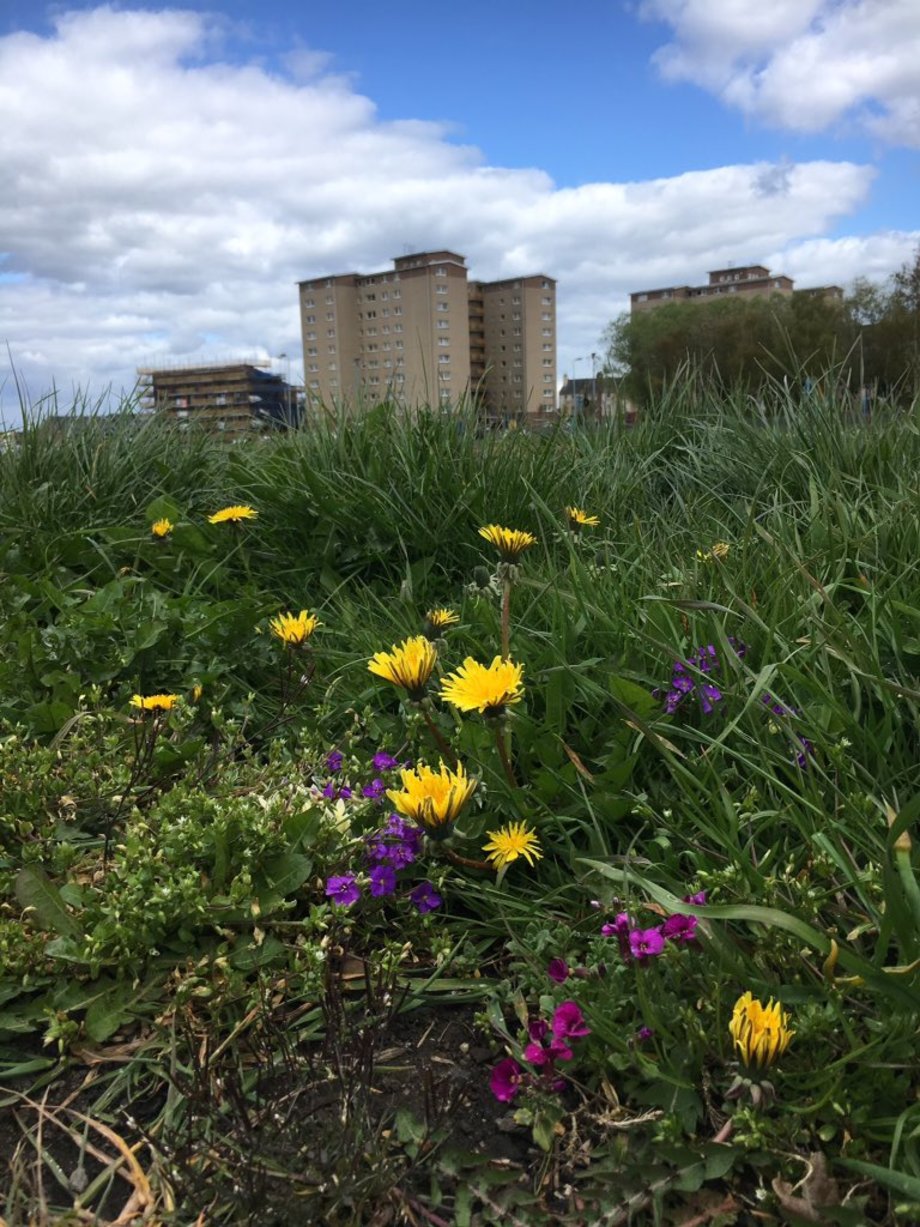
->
<box><xmin>1</xmin><ymin>378</ymin><xmax>919</xmax><ymax>1223</ymax></box>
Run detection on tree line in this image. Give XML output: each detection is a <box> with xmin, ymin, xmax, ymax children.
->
<box><xmin>602</xmin><ymin>246</ymin><xmax>920</xmax><ymax>407</ymax></box>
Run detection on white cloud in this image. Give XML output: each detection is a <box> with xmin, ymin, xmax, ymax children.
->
<box><xmin>641</xmin><ymin>0</ymin><xmax>920</xmax><ymax>144</ymax></box>
<box><xmin>0</xmin><ymin>7</ymin><xmax>915</xmax><ymax>418</ymax></box>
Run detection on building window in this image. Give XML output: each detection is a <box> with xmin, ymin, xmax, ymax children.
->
<box><xmin>307</xmin><ymin>347</ymin><xmax>317</xmax><ymax>356</ymax></box>
<box><xmin>542</xmin><ymin>329</ymin><xmax>552</xmax><ymax>337</ymax></box>
<box><xmin>512</xmin><ymin>296</ymin><xmax>521</xmax><ymax>305</ymax></box>
<box><xmin>304</xmin><ymin>314</ymin><xmax>316</xmax><ymax>323</ymax></box>
<box><xmin>437</xmin><ymin>320</ymin><xmax>449</xmax><ymax>329</ymax></box>
<box><xmin>544</xmin><ymin>374</ymin><xmax>553</xmax><ymax>383</ymax></box>
<box><xmin>439</xmin><ymin>337</ymin><xmax>449</xmax><ymax>346</ymax></box>
<box><xmin>541</xmin><ymin>312</ymin><xmax>552</xmax><ymax>321</ymax></box>
<box><xmin>309</xmin><ymin>379</ymin><xmax>320</xmax><ymax>388</ymax></box>
<box><xmin>637</xmin><ymin>293</ymin><xmax>648</xmax><ymax>302</ymax></box>
<box><xmin>395</xmin><ymin>340</ymin><xmax>403</xmax><ymax>348</ymax></box>
<box><xmin>308</xmin><ymin>363</ymin><xmax>319</xmax><ymax>372</ymax></box>
<box><xmin>328</xmin><ymin>345</ymin><xmax>336</xmax><ymax>354</ymax></box>
<box><xmin>438</xmin><ymin>354</ymin><xmax>450</xmax><ymax>364</ymax></box>
<box><xmin>303</xmin><ymin>298</ymin><xmax>314</xmax><ymax>307</ymax></box>
<box><xmin>306</xmin><ymin>331</ymin><xmax>317</xmax><ymax>341</ymax></box>
<box><xmin>325</xmin><ymin>295</ymin><xmax>334</xmax><ymax>303</ymax></box>
<box><xmin>435</xmin><ymin>267</ymin><xmax>447</xmax><ymax>276</ymax></box>
<box><xmin>327</xmin><ymin>329</ymin><xmax>336</xmax><ymax>338</ymax></box>
<box><xmin>542</xmin><ymin>296</ymin><xmax>552</xmax><ymax>305</ymax></box>
<box><xmin>329</xmin><ymin>362</ymin><xmax>337</xmax><ymax>371</ymax></box>
<box><xmin>542</xmin><ymin>343</ymin><xmax>552</xmax><ymax>351</ymax></box>
<box><xmin>436</xmin><ymin>303</ymin><xmax>448</xmax><ymax>312</ymax></box>
<box><xmin>543</xmin><ymin>359</ymin><xmax>552</xmax><ymax>366</ymax></box>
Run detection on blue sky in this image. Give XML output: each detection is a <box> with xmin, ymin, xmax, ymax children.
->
<box><xmin>1</xmin><ymin>1</ymin><xmax>918</xmax><ymax>418</ymax></box>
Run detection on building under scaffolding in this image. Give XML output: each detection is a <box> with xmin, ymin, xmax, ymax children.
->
<box><xmin>137</xmin><ymin>361</ymin><xmax>302</xmax><ymax>438</ymax></box>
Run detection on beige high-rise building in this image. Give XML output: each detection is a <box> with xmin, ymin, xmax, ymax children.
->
<box><xmin>298</xmin><ymin>251</ymin><xmax>556</xmax><ymax>418</ymax></box>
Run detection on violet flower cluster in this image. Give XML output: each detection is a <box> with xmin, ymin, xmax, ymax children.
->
<box><xmin>662</xmin><ymin>638</ymin><xmax>746</xmax><ymax>716</ymax></box>
<box><xmin>490</xmin><ymin>1001</ymin><xmax>591</xmax><ymax>1103</ymax></box>
<box><xmin>325</xmin><ymin>811</ymin><xmax>441</xmax><ymax>914</ymax></box>
<box><xmin>601</xmin><ymin>891</ymin><xmax>706</xmax><ymax>963</ymax></box>
<box><xmin>319</xmin><ymin>747</ymin><xmax>406</xmax><ymax>802</ymax></box>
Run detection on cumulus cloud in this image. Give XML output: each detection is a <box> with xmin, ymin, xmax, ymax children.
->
<box><xmin>0</xmin><ymin>6</ymin><xmax>916</xmax><ymax>417</ymax></box>
<box><xmin>641</xmin><ymin>0</ymin><xmax>920</xmax><ymax>144</ymax></box>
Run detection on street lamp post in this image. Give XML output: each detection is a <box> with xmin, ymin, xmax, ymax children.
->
<box><xmin>572</xmin><ymin>357</ymin><xmax>585</xmax><ymax>418</ymax></box>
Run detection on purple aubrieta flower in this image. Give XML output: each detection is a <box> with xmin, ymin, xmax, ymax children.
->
<box><xmin>322</xmin><ymin>781</ymin><xmax>352</xmax><ymax>800</ymax></box>
<box><xmin>372</xmin><ymin>751</ymin><xmax>400</xmax><ymax>772</ymax></box>
<box><xmin>636</xmin><ymin>1026</ymin><xmax>655</xmax><ymax>1042</ymax></box>
<box><xmin>325</xmin><ymin>750</ymin><xmax>344</xmax><ymax>773</ymax></box>
<box><xmin>552</xmin><ymin>1001</ymin><xmax>591</xmax><ymax>1040</ymax></box>
<box><xmin>547</xmin><ymin>958</ymin><xmax>570</xmax><ymax>984</ymax></box>
<box><xmin>629</xmin><ymin>927</ymin><xmax>666</xmax><ymax>961</ymax></box>
<box><xmin>368</xmin><ymin>864</ymin><xmax>397</xmax><ymax>897</ymax></box>
<box><xmin>698</xmin><ymin>683</ymin><xmax>722</xmax><ymax>715</ymax></box>
<box><xmin>362</xmin><ymin>777</ymin><xmax>386</xmax><ymax>800</ymax></box>
<box><xmin>795</xmin><ymin>736</ymin><xmax>815</xmax><ymax>768</ymax></box>
<box><xmin>490</xmin><ymin>1057</ymin><xmax>525</xmax><ymax>1103</ymax></box>
<box><xmin>661</xmin><ymin>913</ymin><xmax>699</xmax><ymax>943</ymax></box>
<box><xmin>325</xmin><ymin>874</ymin><xmax>360</xmax><ymax>907</ymax></box>
<box><xmin>409</xmin><ymin>880</ymin><xmax>442</xmax><ymax>914</ymax></box>
<box><xmin>683</xmin><ymin>890</ymin><xmax>707</xmax><ymax>906</ymax></box>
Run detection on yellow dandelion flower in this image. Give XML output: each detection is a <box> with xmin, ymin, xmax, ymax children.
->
<box><xmin>696</xmin><ymin>541</ymin><xmax>730</xmax><ymax>562</ymax></box>
<box><xmin>208</xmin><ymin>504</ymin><xmax>258</xmax><ymax>525</ymax></box>
<box><xmin>269</xmin><ymin>609</ymin><xmax>320</xmax><ymax>647</ymax></box>
<box><xmin>439</xmin><ymin>655</ymin><xmax>524</xmax><ymax>715</ymax></box>
<box><xmin>483</xmin><ymin>821</ymin><xmax>542</xmax><ymax>871</ymax></box>
<box><xmin>478</xmin><ymin>524</ymin><xmax>537</xmax><ymax>562</ymax></box>
<box><xmin>368</xmin><ymin>635</ymin><xmax>437</xmax><ymax>700</ymax></box>
<box><xmin>191</xmin><ymin>684</ymin><xmax>203</xmax><ymax>702</ymax></box>
<box><xmin>729</xmin><ymin>992</ymin><xmax>794</xmax><ymax>1070</ymax></box>
<box><xmin>565</xmin><ymin>506</ymin><xmax>600</xmax><ymax>530</ymax></box>
<box><xmin>386</xmin><ymin>760</ymin><xmax>477</xmax><ymax>832</ymax></box>
<box><xmin>129</xmin><ymin>693</ymin><xmax>179</xmax><ymax>713</ymax></box>
<box><xmin>425</xmin><ymin>607</ymin><xmax>459</xmax><ymax>631</ymax></box>
<box><xmin>151</xmin><ymin>518</ymin><xmax>174</xmax><ymax>538</ymax></box>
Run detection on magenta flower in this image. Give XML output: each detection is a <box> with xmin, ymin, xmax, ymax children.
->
<box><xmin>683</xmin><ymin>890</ymin><xmax>707</xmax><ymax>906</ymax></box>
<box><xmin>662</xmin><ymin>913</ymin><xmax>699</xmax><ymax>943</ymax></box>
<box><xmin>552</xmin><ymin>1001</ymin><xmax>590</xmax><ymax>1040</ymax></box>
<box><xmin>629</xmin><ymin>927</ymin><xmax>665</xmax><ymax>961</ymax></box>
<box><xmin>601</xmin><ymin>911</ymin><xmax>631</xmax><ymax>938</ymax></box>
<box><xmin>362</xmin><ymin>777</ymin><xmax>386</xmax><ymax>800</ymax></box>
<box><xmin>409</xmin><ymin>881</ymin><xmax>442</xmax><ymax>914</ymax></box>
<box><xmin>528</xmin><ymin>1018</ymin><xmax>549</xmax><ymax>1043</ymax></box>
<box><xmin>547</xmin><ymin>958</ymin><xmax>570</xmax><ymax>984</ymax></box>
<box><xmin>490</xmin><ymin>1057</ymin><xmax>525</xmax><ymax>1102</ymax></box>
<box><xmin>369</xmin><ymin>864</ymin><xmax>397</xmax><ymax>897</ymax></box>
<box><xmin>637</xmin><ymin>1026</ymin><xmax>655</xmax><ymax>1042</ymax></box>
<box><xmin>325</xmin><ymin>874</ymin><xmax>360</xmax><ymax>907</ymax></box>
<box><xmin>325</xmin><ymin>750</ymin><xmax>344</xmax><ymax>773</ymax></box>
<box><xmin>524</xmin><ymin>1041</ymin><xmax>549</xmax><ymax>1066</ymax></box>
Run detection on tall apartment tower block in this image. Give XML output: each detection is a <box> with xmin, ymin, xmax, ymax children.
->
<box><xmin>298</xmin><ymin>251</ymin><xmax>556</xmax><ymax>418</ymax></box>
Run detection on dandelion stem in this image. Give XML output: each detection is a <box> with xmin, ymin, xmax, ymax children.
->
<box><xmin>444</xmin><ymin>848</ymin><xmax>491</xmax><ymax>871</ymax></box>
<box><xmin>494</xmin><ymin>723</ymin><xmax>519</xmax><ymax>789</ymax></box>
<box><xmin>421</xmin><ymin>708</ymin><xmax>458</xmax><ymax>767</ymax></box>
<box><xmin>500</xmin><ymin>575</ymin><xmax>512</xmax><ymax>661</ymax></box>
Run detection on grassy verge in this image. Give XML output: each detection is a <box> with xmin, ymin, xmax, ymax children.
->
<box><xmin>1</xmin><ymin>385</ymin><xmax>919</xmax><ymax>1223</ymax></box>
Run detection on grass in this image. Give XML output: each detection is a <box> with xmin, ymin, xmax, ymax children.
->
<box><xmin>1</xmin><ymin>380</ymin><xmax>919</xmax><ymax>1223</ymax></box>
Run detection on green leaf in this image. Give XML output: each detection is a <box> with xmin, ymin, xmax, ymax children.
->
<box><xmin>261</xmin><ymin>852</ymin><xmax>313</xmax><ymax>896</ymax></box>
<box><xmin>85</xmin><ymin>981</ymin><xmax>137</xmax><ymax>1043</ymax></box>
<box><xmin>15</xmin><ymin>866</ymin><xmax>80</xmax><ymax>938</ymax></box>
<box><xmin>838</xmin><ymin>1157</ymin><xmax>920</xmax><ymax>1201</ymax></box>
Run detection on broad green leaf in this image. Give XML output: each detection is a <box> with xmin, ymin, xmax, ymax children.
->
<box><xmin>15</xmin><ymin>866</ymin><xmax>80</xmax><ymax>938</ymax></box>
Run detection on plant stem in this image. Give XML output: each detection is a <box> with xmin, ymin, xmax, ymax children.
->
<box><xmin>421</xmin><ymin>707</ymin><xmax>458</xmax><ymax>766</ymax></box>
<box><xmin>444</xmin><ymin>848</ymin><xmax>490</xmax><ymax>872</ymax></box>
<box><xmin>501</xmin><ymin>574</ymin><xmax>512</xmax><ymax>661</ymax></box>
<box><xmin>494</xmin><ymin>723</ymin><xmax>518</xmax><ymax>789</ymax></box>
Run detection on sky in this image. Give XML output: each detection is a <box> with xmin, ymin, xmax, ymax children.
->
<box><xmin>1</xmin><ymin>0</ymin><xmax>919</xmax><ymax>421</ymax></box>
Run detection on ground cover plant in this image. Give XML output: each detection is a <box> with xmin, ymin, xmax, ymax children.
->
<box><xmin>1</xmin><ymin>379</ymin><xmax>919</xmax><ymax>1224</ymax></box>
